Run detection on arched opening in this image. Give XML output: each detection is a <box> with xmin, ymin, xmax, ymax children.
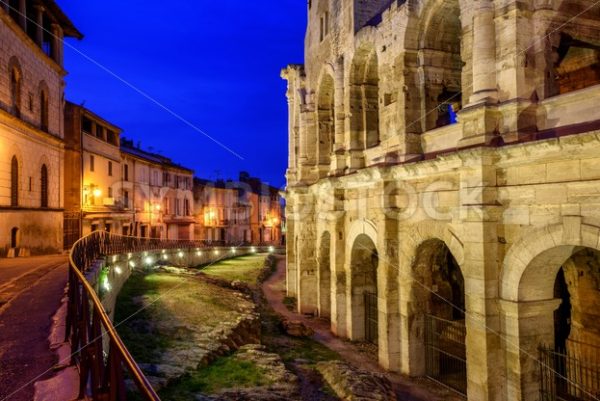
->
<box><xmin>40</xmin><ymin>164</ymin><xmax>48</xmax><ymax>208</ymax></box>
<box><xmin>318</xmin><ymin>232</ymin><xmax>332</xmax><ymax>318</ymax></box>
<box><xmin>316</xmin><ymin>74</ymin><xmax>335</xmax><ymax>168</ymax></box>
<box><xmin>547</xmin><ymin>31</ymin><xmax>600</xmax><ymax>97</ymax></box>
<box><xmin>11</xmin><ymin>155</ymin><xmax>18</xmax><ymax>207</ymax></box>
<box><xmin>349</xmin><ymin>234</ymin><xmax>379</xmax><ymax>343</ymax></box>
<box><xmin>350</xmin><ymin>46</ymin><xmax>379</xmax><ymax>151</ymax></box>
<box><xmin>419</xmin><ymin>0</ymin><xmax>462</xmax><ymax>131</ymax></box>
<box><xmin>10</xmin><ymin>227</ymin><xmax>18</xmax><ymax>249</ymax></box>
<box><xmin>40</xmin><ymin>88</ymin><xmax>49</xmax><ymax>132</ymax></box>
<box><xmin>541</xmin><ymin>2</ymin><xmax>600</xmax><ymax>98</ymax></box>
<box><xmin>411</xmin><ymin>239</ymin><xmax>466</xmax><ymax>395</ymax></box>
<box><xmin>518</xmin><ymin>246</ymin><xmax>600</xmax><ymax>400</ymax></box>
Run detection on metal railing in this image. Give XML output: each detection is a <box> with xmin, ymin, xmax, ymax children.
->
<box><xmin>540</xmin><ymin>342</ymin><xmax>600</xmax><ymax>401</ymax></box>
<box><xmin>364</xmin><ymin>292</ymin><xmax>378</xmax><ymax>344</ymax></box>
<box><xmin>66</xmin><ymin>231</ymin><xmax>214</xmax><ymax>400</ymax></box>
<box><xmin>424</xmin><ymin>314</ymin><xmax>467</xmax><ymax>396</ymax></box>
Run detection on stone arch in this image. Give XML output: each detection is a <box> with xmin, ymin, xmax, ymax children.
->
<box><xmin>350</xmin><ymin>41</ymin><xmax>380</xmax><ymax>152</ymax></box>
<box><xmin>500</xmin><ymin>219</ymin><xmax>600</xmax><ymax>400</ymax></box>
<box><xmin>404</xmin><ymin>236</ymin><xmax>466</xmax><ymax>394</ymax></box>
<box><xmin>397</xmin><ymin>223</ymin><xmax>464</xmax><ymax>376</ymax></box>
<box><xmin>501</xmin><ymin>219</ymin><xmax>600</xmax><ymax>302</ymax></box>
<box><xmin>317</xmin><ymin>231</ymin><xmax>332</xmax><ymax>318</ymax></box>
<box><xmin>316</xmin><ymin>69</ymin><xmax>335</xmax><ymax>168</ymax></box>
<box><xmin>348</xmin><ymin>233</ymin><xmax>379</xmax><ymax>342</ymax></box>
<box><xmin>404</xmin><ymin>0</ymin><xmax>464</xmax><ymax>133</ymax></box>
<box><xmin>540</xmin><ymin>1</ymin><xmax>600</xmax><ymax>98</ymax></box>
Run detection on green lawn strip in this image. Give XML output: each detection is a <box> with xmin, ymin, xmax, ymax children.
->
<box><xmin>158</xmin><ymin>354</ymin><xmax>274</xmax><ymax>400</ymax></box>
<box><xmin>114</xmin><ymin>271</ymin><xmax>173</xmax><ymax>363</ymax></box>
<box><xmin>201</xmin><ymin>254</ymin><xmax>267</xmax><ymax>286</ymax></box>
<box><xmin>114</xmin><ymin>270</ymin><xmax>248</xmax><ymax>365</ymax></box>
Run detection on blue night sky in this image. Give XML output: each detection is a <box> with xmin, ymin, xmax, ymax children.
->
<box><xmin>59</xmin><ymin>1</ymin><xmax>306</xmax><ymax>189</ymax></box>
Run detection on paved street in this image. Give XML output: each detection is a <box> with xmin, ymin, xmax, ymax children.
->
<box><xmin>0</xmin><ymin>255</ymin><xmax>68</xmax><ymax>401</ymax></box>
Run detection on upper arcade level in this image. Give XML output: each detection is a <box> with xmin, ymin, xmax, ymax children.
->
<box><xmin>0</xmin><ymin>0</ymin><xmax>81</xmax><ymax>139</ymax></box>
<box><xmin>1</xmin><ymin>0</ymin><xmax>81</xmax><ymax>67</ymax></box>
<box><xmin>285</xmin><ymin>0</ymin><xmax>600</xmax><ymax>186</ymax></box>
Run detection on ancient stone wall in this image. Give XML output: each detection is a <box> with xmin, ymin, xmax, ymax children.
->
<box><xmin>284</xmin><ymin>1</ymin><xmax>600</xmax><ymax>400</ymax></box>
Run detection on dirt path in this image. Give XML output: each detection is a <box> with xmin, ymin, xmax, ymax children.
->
<box><xmin>262</xmin><ymin>256</ymin><xmax>463</xmax><ymax>401</ymax></box>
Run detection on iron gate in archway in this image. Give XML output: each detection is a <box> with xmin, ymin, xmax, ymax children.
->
<box><xmin>364</xmin><ymin>292</ymin><xmax>378</xmax><ymax>344</ymax></box>
<box><xmin>425</xmin><ymin>314</ymin><xmax>467</xmax><ymax>395</ymax></box>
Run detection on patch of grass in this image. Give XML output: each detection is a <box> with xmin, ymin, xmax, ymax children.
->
<box><xmin>273</xmin><ymin>335</ymin><xmax>340</xmax><ymax>365</ymax></box>
<box><xmin>114</xmin><ymin>271</ymin><xmax>172</xmax><ymax>362</ymax></box>
<box><xmin>159</xmin><ymin>354</ymin><xmax>273</xmax><ymax>400</ymax></box>
<box><xmin>202</xmin><ymin>254</ymin><xmax>267</xmax><ymax>286</ymax></box>
<box><xmin>114</xmin><ymin>270</ymin><xmax>253</xmax><ymax>365</ymax></box>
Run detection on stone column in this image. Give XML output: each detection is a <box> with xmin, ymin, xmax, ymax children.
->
<box><xmin>331</xmin><ymin>58</ymin><xmax>347</xmax><ymax>174</ymax></box>
<box><xmin>460</xmin><ymin>150</ymin><xmax>504</xmax><ymax>401</ymax></box>
<box><xmin>377</xmin><ymin>209</ymin><xmax>401</xmax><ymax>371</ymax></box>
<box><xmin>469</xmin><ymin>0</ymin><xmax>498</xmax><ymax>105</ymax></box>
<box><xmin>285</xmin><ymin>205</ymin><xmax>298</xmax><ymax>297</ymax></box>
<box><xmin>295</xmin><ymin>192</ymin><xmax>317</xmax><ymax>314</ymax></box>
<box><xmin>285</xmin><ymin>80</ymin><xmax>297</xmax><ymax>177</ymax></box>
<box><xmin>34</xmin><ymin>5</ymin><xmax>44</xmax><ymax>47</ymax></box>
<box><xmin>330</xmin><ymin>210</ymin><xmax>347</xmax><ymax>337</ymax></box>
<box><xmin>500</xmin><ymin>299</ymin><xmax>561</xmax><ymax>401</ymax></box>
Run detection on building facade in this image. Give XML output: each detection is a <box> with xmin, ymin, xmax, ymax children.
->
<box><xmin>0</xmin><ymin>1</ymin><xmax>80</xmax><ymax>256</ymax></box>
<box><xmin>121</xmin><ymin>140</ymin><xmax>194</xmax><ymax>240</ymax></box>
<box><xmin>64</xmin><ymin>102</ymin><xmax>133</xmax><ymax>247</ymax></box>
<box><xmin>193</xmin><ymin>172</ymin><xmax>283</xmax><ymax>245</ymax></box>
<box><xmin>284</xmin><ymin>1</ymin><xmax>600</xmax><ymax>400</ymax></box>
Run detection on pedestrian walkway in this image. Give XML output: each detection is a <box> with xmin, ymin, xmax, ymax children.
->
<box><xmin>262</xmin><ymin>256</ymin><xmax>464</xmax><ymax>401</ymax></box>
<box><xmin>0</xmin><ymin>255</ymin><xmax>68</xmax><ymax>401</ymax></box>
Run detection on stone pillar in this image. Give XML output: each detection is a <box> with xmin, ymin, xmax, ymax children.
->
<box><xmin>469</xmin><ymin>0</ymin><xmax>498</xmax><ymax>105</ymax></box>
<box><xmin>34</xmin><ymin>5</ymin><xmax>44</xmax><ymax>47</ymax></box>
<box><xmin>285</xmin><ymin>80</ymin><xmax>297</xmax><ymax>179</ymax></box>
<box><xmin>331</xmin><ymin>58</ymin><xmax>347</xmax><ymax>174</ymax></box>
<box><xmin>330</xmin><ymin>212</ymin><xmax>347</xmax><ymax>337</ymax></box>
<box><xmin>285</xmin><ymin>206</ymin><xmax>298</xmax><ymax>297</ymax></box>
<box><xmin>295</xmin><ymin>192</ymin><xmax>317</xmax><ymax>314</ymax></box>
<box><xmin>460</xmin><ymin>150</ymin><xmax>504</xmax><ymax>401</ymax></box>
<box><xmin>377</xmin><ymin>210</ymin><xmax>401</xmax><ymax>371</ymax></box>
<box><xmin>18</xmin><ymin>0</ymin><xmax>25</xmax><ymax>29</ymax></box>
<box><xmin>500</xmin><ymin>299</ymin><xmax>561</xmax><ymax>401</ymax></box>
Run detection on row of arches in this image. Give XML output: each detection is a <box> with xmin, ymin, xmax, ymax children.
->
<box><xmin>8</xmin><ymin>57</ymin><xmax>50</xmax><ymax>131</ymax></box>
<box><xmin>10</xmin><ymin>155</ymin><xmax>49</xmax><ymax>208</ymax></box>
<box><xmin>309</xmin><ymin>0</ymin><xmax>600</xmax><ymax>170</ymax></box>
<box><xmin>311</xmin><ymin>220</ymin><xmax>600</xmax><ymax>399</ymax></box>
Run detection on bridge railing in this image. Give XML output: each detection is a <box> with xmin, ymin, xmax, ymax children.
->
<box><xmin>65</xmin><ymin>231</ymin><xmax>222</xmax><ymax>401</ymax></box>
